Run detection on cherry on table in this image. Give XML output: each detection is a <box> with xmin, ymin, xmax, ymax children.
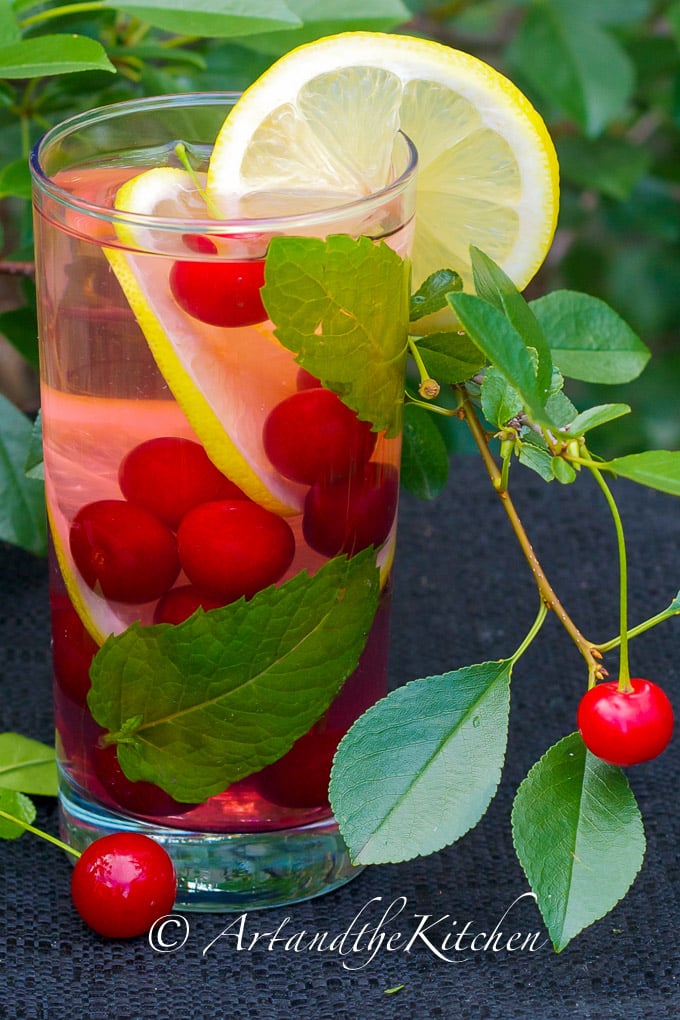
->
<box><xmin>69</xmin><ymin>499</ymin><xmax>180</xmax><ymax>604</ymax></box>
<box><xmin>263</xmin><ymin>387</ymin><xmax>377</xmax><ymax>484</ymax></box>
<box><xmin>303</xmin><ymin>461</ymin><xmax>399</xmax><ymax>557</ymax></box>
<box><xmin>71</xmin><ymin>832</ymin><xmax>177</xmax><ymax>938</ymax></box>
<box><xmin>577</xmin><ymin>677</ymin><xmax>674</xmax><ymax>766</ymax></box>
<box><xmin>177</xmin><ymin>498</ymin><xmax>295</xmax><ymax>602</ymax></box>
<box><xmin>119</xmin><ymin>436</ymin><xmax>246</xmax><ymax>530</ymax></box>
<box><xmin>169</xmin><ymin>257</ymin><xmax>267</xmax><ymax>327</ymax></box>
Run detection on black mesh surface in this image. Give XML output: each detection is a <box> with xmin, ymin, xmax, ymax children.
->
<box><xmin>1</xmin><ymin>455</ymin><xmax>679</xmax><ymax>1019</ymax></box>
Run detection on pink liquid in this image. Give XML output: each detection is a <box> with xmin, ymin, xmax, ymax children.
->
<box><xmin>36</xmin><ymin>165</ymin><xmax>408</xmax><ymax>833</ymax></box>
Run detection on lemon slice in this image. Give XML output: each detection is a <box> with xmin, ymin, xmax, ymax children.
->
<box><xmin>207</xmin><ymin>31</ymin><xmax>559</xmax><ymax>300</ymax></box>
<box><xmin>104</xmin><ymin>170</ymin><xmax>307</xmax><ymax>517</ymax></box>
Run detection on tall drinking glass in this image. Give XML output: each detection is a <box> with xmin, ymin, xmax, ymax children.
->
<box><xmin>31</xmin><ymin>93</ymin><xmax>417</xmax><ymax>909</ymax></box>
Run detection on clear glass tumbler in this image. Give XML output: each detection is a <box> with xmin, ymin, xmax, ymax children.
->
<box><xmin>30</xmin><ymin>93</ymin><xmax>417</xmax><ymax>909</ymax></box>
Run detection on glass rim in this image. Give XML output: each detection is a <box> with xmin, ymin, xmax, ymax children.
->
<box><xmin>29</xmin><ymin>91</ymin><xmax>419</xmax><ymax>235</ymax></box>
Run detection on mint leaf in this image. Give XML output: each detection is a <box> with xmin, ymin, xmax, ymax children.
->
<box><xmin>0</xmin><ymin>733</ymin><xmax>57</xmax><ymax>796</ymax></box>
<box><xmin>0</xmin><ymin>787</ymin><xmax>36</xmax><ymax>839</ymax></box>
<box><xmin>409</xmin><ymin>269</ymin><xmax>461</xmax><ymax>321</ymax></box>
<box><xmin>330</xmin><ymin>660</ymin><xmax>511</xmax><ymax>865</ymax></box>
<box><xmin>263</xmin><ymin>235</ymin><xmax>410</xmax><ymax>436</ymax></box>
<box><xmin>530</xmin><ymin>291</ymin><xmax>650</xmax><ymax>384</ymax></box>
<box><xmin>88</xmin><ymin>551</ymin><xmax>380</xmax><ymax>802</ymax></box>
<box><xmin>512</xmin><ymin>733</ymin><xmax>645</xmax><ymax>952</ymax></box>
<box><xmin>0</xmin><ymin>35</ymin><xmax>115</xmax><ymax>78</ymax></box>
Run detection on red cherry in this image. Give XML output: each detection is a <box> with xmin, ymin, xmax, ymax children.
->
<box><xmin>181</xmin><ymin>233</ymin><xmax>218</xmax><ymax>255</ymax></box>
<box><xmin>177</xmin><ymin>499</ymin><xmax>295</xmax><ymax>602</ymax></box>
<box><xmin>119</xmin><ymin>436</ymin><xmax>246</xmax><ymax>530</ymax></box>
<box><xmin>69</xmin><ymin>499</ymin><xmax>180</xmax><ymax>604</ymax></box>
<box><xmin>71</xmin><ymin>832</ymin><xmax>177</xmax><ymax>938</ymax></box>
<box><xmin>169</xmin><ymin>258</ymin><xmax>266</xmax><ymax>327</ymax></box>
<box><xmin>263</xmin><ymin>388</ymin><xmax>377</xmax><ymax>485</ymax></box>
<box><xmin>302</xmin><ymin>462</ymin><xmax>398</xmax><ymax>557</ymax></box>
<box><xmin>153</xmin><ymin>584</ymin><xmax>223</xmax><ymax>625</ymax></box>
<box><xmin>256</xmin><ymin>727</ymin><xmax>340</xmax><ymax>809</ymax></box>
<box><xmin>50</xmin><ymin>594</ymin><xmax>99</xmax><ymax>704</ymax></box>
<box><xmin>91</xmin><ymin>744</ymin><xmax>193</xmax><ymax>817</ymax></box>
<box><xmin>577</xmin><ymin>678</ymin><xmax>674</xmax><ymax>766</ymax></box>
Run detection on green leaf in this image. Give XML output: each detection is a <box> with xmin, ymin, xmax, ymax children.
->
<box><xmin>409</xmin><ymin>269</ymin><xmax>461</xmax><ymax>321</ymax></box>
<box><xmin>108</xmin><ymin>0</ymin><xmax>301</xmax><ymax>37</ymax></box>
<box><xmin>0</xmin><ymin>787</ymin><xmax>36</xmax><ymax>839</ymax></box>
<box><xmin>0</xmin><ymin>35</ymin><xmax>115</xmax><ymax>78</ymax></box>
<box><xmin>0</xmin><ymin>0</ymin><xmax>19</xmax><ymax>45</ymax></box>
<box><xmin>551</xmin><ymin>457</ymin><xmax>577</xmax><ymax>484</ymax></box>
<box><xmin>263</xmin><ymin>235</ymin><xmax>410</xmax><ymax>436</ymax></box>
<box><xmin>0</xmin><ymin>394</ymin><xmax>46</xmax><ymax>555</ymax></box>
<box><xmin>471</xmin><ymin>247</ymin><xmax>552</xmax><ymax>396</ymax></box>
<box><xmin>400</xmin><ymin>403</ymin><xmax>450</xmax><ymax>500</ymax></box>
<box><xmin>413</xmin><ymin>331</ymin><xmax>485</xmax><ymax>385</ymax></box>
<box><xmin>330</xmin><ymin>660</ymin><xmax>512</xmax><ymax>865</ymax></box>
<box><xmin>448</xmin><ymin>292</ymin><xmax>550</xmax><ymax>425</ymax></box>
<box><xmin>530</xmin><ymin>291</ymin><xmax>650</xmax><ymax>384</ymax></box>
<box><xmin>25</xmin><ymin>412</ymin><xmax>44</xmax><ymax>481</ymax></box>
<box><xmin>0</xmin><ymin>303</ymin><xmax>38</xmax><ymax>370</ymax></box>
<box><xmin>235</xmin><ymin>0</ymin><xmax>410</xmax><ymax>56</ymax></box>
<box><xmin>508</xmin><ymin>6</ymin><xmax>635</xmax><ymax>135</ymax></box>
<box><xmin>0</xmin><ymin>157</ymin><xmax>30</xmax><ymax>201</ymax></box>
<box><xmin>512</xmin><ymin>732</ymin><xmax>645</xmax><ymax>952</ymax></box>
<box><xmin>667</xmin><ymin>590</ymin><xmax>680</xmax><ymax>614</ymax></box>
<box><xmin>567</xmin><ymin>403</ymin><xmax>631</xmax><ymax>437</ymax></box>
<box><xmin>518</xmin><ymin>443</ymin><xmax>555</xmax><ymax>482</ymax></box>
<box><xmin>481</xmin><ymin>366</ymin><xmax>524</xmax><ymax>428</ymax></box>
<box><xmin>89</xmin><ymin>551</ymin><xmax>379</xmax><ymax>802</ymax></box>
<box><xmin>608</xmin><ymin>450</ymin><xmax>680</xmax><ymax>496</ymax></box>
<box><xmin>557</xmin><ymin>136</ymin><xmax>651</xmax><ymax>202</ymax></box>
<box><xmin>0</xmin><ymin>734</ymin><xmax>57</xmax><ymax>796</ymax></box>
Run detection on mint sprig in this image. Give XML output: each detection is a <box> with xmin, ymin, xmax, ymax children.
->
<box><xmin>262</xmin><ymin>234</ymin><xmax>411</xmax><ymax>436</ymax></box>
<box><xmin>88</xmin><ymin>550</ymin><xmax>380</xmax><ymax>803</ymax></box>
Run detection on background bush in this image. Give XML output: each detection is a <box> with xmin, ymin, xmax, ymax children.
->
<box><xmin>0</xmin><ymin>0</ymin><xmax>678</xmax><ymax>497</ymax></box>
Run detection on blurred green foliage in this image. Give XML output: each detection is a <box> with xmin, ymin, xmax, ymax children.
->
<box><xmin>0</xmin><ymin>0</ymin><xmax>678</xmax><ymax>457</ymax></box>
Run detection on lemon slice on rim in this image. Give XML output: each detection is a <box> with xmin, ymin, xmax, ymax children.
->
<box><xmin>104</xmin><ymin>171</ymin><xmax>307</xmax><ymax>517</ymax></box>
<box><xmin>207</xmin><ymin>31</ymin><xmax>559</xmax><ymax>300</ymax></box>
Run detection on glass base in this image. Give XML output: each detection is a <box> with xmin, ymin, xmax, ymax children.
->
<box><xmin>59</xmin><ymin>785</ymin><xmax>362</xmax><ymax>911</ymax></box>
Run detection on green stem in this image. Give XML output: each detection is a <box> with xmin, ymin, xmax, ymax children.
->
<box><xmin>588</xmin><ymin>466</ymin><xmax>631</xmax><ymax>692</ymax></box>
<box><xmin>407</xmin><ymin>337</ymin><xmax>441</xmax><ymax>399</ymax></box>
<box><xmin>174</xmin><ymin>142</ymin><xmax>222</xmax><ymax>218</ymax></box>
<box><xmin>510</xmin><ymin>601</ymin><xmax>548</xmax><ymax>665</ymax></box>
<box><xmin>0</xmin><ymin>810</ymin><xmax>80</xmax><ymax>859</ymax></box>
<box><xmin>404</xmin><ymin>393</ymin><xmax>457</xmax><ymax>417</ymax></box>
<box><xmin>20</xmin><ymin>1</ymin><xmax>106</xmax><ymax>29</ymax></box>
<box><xmin>596</xmin><ymin>604</ymin><xmax>680</xmax><ymax>653</ymax></box>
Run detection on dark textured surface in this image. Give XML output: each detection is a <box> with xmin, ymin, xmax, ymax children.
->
<box><xmin>1</xmin><ymin>455</ymin><xmax>679</xmax><ymax>1019</ymax></box>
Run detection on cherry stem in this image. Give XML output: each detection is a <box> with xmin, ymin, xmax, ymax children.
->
<box><xmin>457</xmin><ymin>386</ymin><xmax>604</xmax><ymax>685</ymax></box>
<box><xmin>588</xmin><ymin>466</ymin><xmax>632</xmax><ymax>693</ymax></box>
<box><xmin>597</xmin><ymin>602</ymin><xmax>680</xmax><ymax>653</ymax></box>
<box><xmin>510</xmin><ymin>601</ymin><xmax>548</xmax><ymax>665</ymax></box>
<box><xmin>0</xmin><ymin>809</ymin><xmax>81</xmax><ymax>859</ymax></box>
<box><xmin>173</xmin><ymin>142</ymin><xmax>222</xmax><ymax>219</ymax></box>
